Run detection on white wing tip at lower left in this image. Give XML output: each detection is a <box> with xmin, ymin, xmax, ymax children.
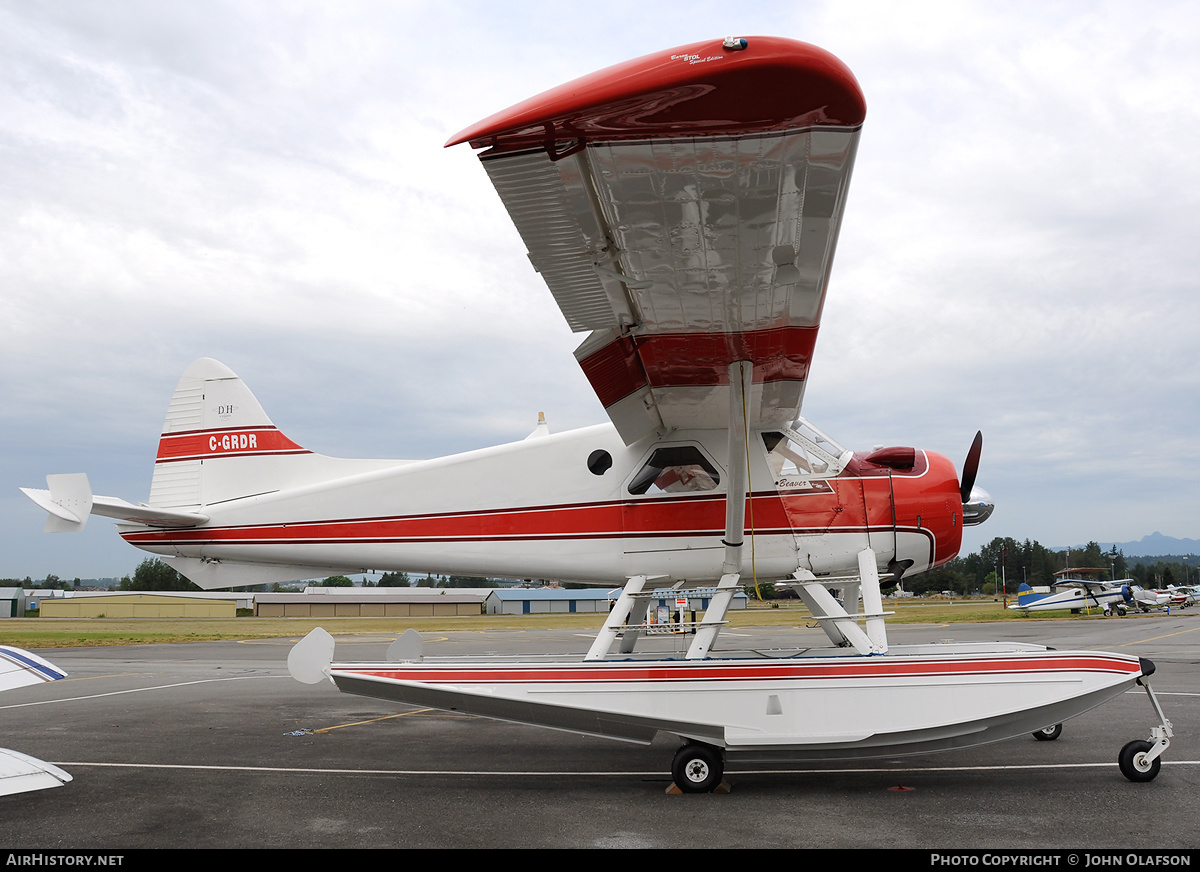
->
<box><xmin>0</xmin><ymin>645</ymin><xmax>68</xmax><ymax>691</ymax></box>
<box><xmin>0</xmin><ymin>749</ymin><xmax>72</xmax><ymax>797</ymax></box>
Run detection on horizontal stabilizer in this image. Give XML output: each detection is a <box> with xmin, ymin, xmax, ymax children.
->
<box><xmin>21</xmin><ymin>473</ymin><xmax>92</xmax><ymax>532</ymax></box>
<box><xmin>21</xmin><ymin>477</ymin><xmax>208</xmax><ymax>532</ymax></box>
<box><xmin>91</xmin><ymin>497</ymin><xmax>208</xmax><ymax>527</ymax></box>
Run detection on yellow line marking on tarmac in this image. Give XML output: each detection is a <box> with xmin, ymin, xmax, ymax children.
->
<box><xmin>1115</xmin><ymin>624</ymin><xmax>1200</xmax><ymax>647</ymax></box>
<box><xmin>313</xmin><ymin>708</ymin><xmax>449</xmax><ymax>732</ymax></box>
<box><xmin>55</xmin><ymin>672</ymin><xmax>150</xmax><ymax>684</ymax></box>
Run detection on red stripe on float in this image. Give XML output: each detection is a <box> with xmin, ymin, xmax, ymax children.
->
<box><xmin>340</xmin><ymin>654</ymin><xmax>1141</xmax><ymax>686</ymax></box>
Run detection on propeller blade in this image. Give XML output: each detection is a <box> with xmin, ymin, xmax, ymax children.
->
<box><xmin>960</xmin><ymin>431</ymin><xmax>983</xmax><ymax>503</ymax></box>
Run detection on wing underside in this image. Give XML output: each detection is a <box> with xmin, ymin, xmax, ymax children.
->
<box><xmin>451</xmin><ymin>37</ymin><xmax>865</xmax><ymax>443</ymax></box>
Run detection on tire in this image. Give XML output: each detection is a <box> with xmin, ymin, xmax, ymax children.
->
<box><xmin>671</xmin><ymin>743</ymin><xmax>724</xmax><ymax>793</ymax></box>
<box><xmin>1118</xmin><ymin>740</ymin><xmax>1161</xmax><ymax>782</ymax></box>
<box><xmin>1032</xmin><ymin>723</ymin><xmax>1062</xmax><ymax>741</ymax></box>
<box><xmin>1103</xmin><ymin>608</ymin><xmax>1112</xmax><ymax>617</ymax></box>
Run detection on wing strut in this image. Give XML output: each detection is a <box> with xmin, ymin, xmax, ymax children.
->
<box><xmin>585</xmin><ymin>361</ymin><xmax>754</xmax><ymax>661</ymax></box>
<box><xmin>774</xmin><ymin>549</ymin><xmax>891</xmax><ymax>655</ymax></box>
<box><xmin>586</xmin><ymin>575</ymin><xmax>650</xmax><ymax>661</ymax></box>
<box><xmin>722</xmin><ymin>361</ymin><xmax>752</xmax><ymax>577</ymax></box>
<box><xmin>686</xmin><ymin>360</ymin><xmax>753</xmax><ymax>659</ymax></box>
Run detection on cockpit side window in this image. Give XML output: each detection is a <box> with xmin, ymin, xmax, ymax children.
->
<box><xmin>763</xmin><ymin>423</ymin><xmax>849</xmax><ymax>484</ymax></box>
<box><xmin>628</xmin><ymin>446</ymin><xmax>721</xmax><ymax>496</ymax></box>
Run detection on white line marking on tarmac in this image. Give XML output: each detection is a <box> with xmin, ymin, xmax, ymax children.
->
<box><xmin>52</xmin><ymin>760</ymin><xmax>1200</xmax><ymax>777</ymax></box>
<box><xmin>0</xmin><ymin>674</ymin><xmax>275</xmax><ymax>709</ymax></box>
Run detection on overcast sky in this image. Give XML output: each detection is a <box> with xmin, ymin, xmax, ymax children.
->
<box><xmin>3</xmin><ymin>1</ymin><xmax>1198</xmax><ymax>580</ymax></box>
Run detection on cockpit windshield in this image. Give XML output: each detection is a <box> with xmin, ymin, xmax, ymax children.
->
<box><xmin>762</xmin><ymin>418</ymin><xmax>850</xmax><ymax>482</ymax></box>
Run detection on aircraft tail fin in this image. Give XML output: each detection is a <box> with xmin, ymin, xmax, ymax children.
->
<box><xmin>149</xmin><ymin>358</ymin><xmax>312</xmax><ymax>509</ymax></box>
<box><xmin>1015</xmin><ymin>582</ymin><xmax>1039</xmax><ymax>607</ymax></box>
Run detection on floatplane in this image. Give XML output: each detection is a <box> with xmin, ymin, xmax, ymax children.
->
<box><xmin>1008</xmin><ymin>568</ymin><xmax>1135</xmax><ymax>616</ymax></box>
<box><xmin>25</xmin><ymin>37</ymin><xmax>1172</xmax><ymax>791</ymax></box>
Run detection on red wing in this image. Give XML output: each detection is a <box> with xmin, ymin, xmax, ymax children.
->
<box><xmin>450</xmin><ymin>37</ymin><xmax>865</xmax><ymax>443</ymax></box>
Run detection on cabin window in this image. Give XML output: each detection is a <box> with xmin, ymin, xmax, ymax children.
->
<box><xmin>628</xmin><ymin>446</ymin><xmax>721</xmax><ymax>495</ymax></box>
<box><xmin>587</xmin><ymin>449</ymin><xmax>613</xmax><ymax>475</ymax></box>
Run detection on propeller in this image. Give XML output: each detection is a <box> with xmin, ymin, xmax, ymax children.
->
<box><xmin>959</xmin><ymin>431</ymin><xmax>994</xmax><ymax>527</ymax></box>
<box><xmin>960</xmin><ymin>430</ymin><xmax>983</xmax><ymax>504</ymax></box>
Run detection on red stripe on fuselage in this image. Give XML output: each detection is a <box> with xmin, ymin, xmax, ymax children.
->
<box><xmin>119</xmin><ymin>487</ymin><xmax>937</xmax><ymax>569</ymax></box>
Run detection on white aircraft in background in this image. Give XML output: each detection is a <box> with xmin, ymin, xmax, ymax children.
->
<box><xmin>1166</xmin><ymin>585</ymin><xmax>1200</xmax><ymax>607</ymax></box>
<box><xmin>1131</xmin><ymin>586</ymin><xmax>1172</xmax><ymax>612</ymax></box>
<box><xmin>0</xmin><ymin>646</ymin><xmax>71</xmax><ymax>796</ymax></box>
<box><xmin>26</xmin><ymin>36</ymin><xmax>1172</xmax><ymax>791</ymax></box>
<box><xmin>1008</xmin><ymin>569</ymin><xmax>1134</xmax><ymax>616</ymax></box>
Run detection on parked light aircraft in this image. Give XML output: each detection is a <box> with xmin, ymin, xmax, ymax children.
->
<box><xmin>1131</xmin><ymin>586</ymin><xmax>1172</xmax><ymax>612</ymax></box>
<box><xmin>1008</xmin><ymin>569</ymin><xmax>1134</xmax><ymax>616</ymax></box>
<box><xmin>0</xmin><ymin>646</ymin><xmax>71</xmax><ymax>796</ymax></box>
<box><xmin>25</xmin><ymin>36</ymin><xmax>1172</xmax><ymax>791</ymax></box>
<box><xmin>1166</xmin><ymin>585</ymin><xmax>1200</xmax><ymax>607</ymax></box>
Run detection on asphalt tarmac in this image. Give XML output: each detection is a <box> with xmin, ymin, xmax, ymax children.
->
<box><xmin>2</xmin><ymin>616</ymin><xmax>1198</xmax><ymax>850</ymax></box>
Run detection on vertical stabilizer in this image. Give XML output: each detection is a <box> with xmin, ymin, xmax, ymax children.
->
<box><xmin>149</xmin><ymin>359</ymin><xmax>310</xmax><ymax>509</ymax></box>
<box><xmin>1015</xmin><ymin>583</ymin><xmax>1043</xmax><ymax>607</ymax></box>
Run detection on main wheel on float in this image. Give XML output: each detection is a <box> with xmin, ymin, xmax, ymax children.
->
<box><xmin>1032</xmin><ymin>723</ymin><xmax>1062</xmax><ymax>741</ymax></box>
<box><xmin>671</xmin><ymin>743</ymin><xmax>724</xmax><ymax>793</ymax></box>
<box><xmin>1118</xmin><ymin>740</ymin><xmax>1161</xmax><ymax>782</ymax></box>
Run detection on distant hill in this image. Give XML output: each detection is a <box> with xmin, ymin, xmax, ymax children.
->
<box><xmin>1056</xmin><ymin>532</ymin><xmax>1200</xmax><ymax>559</ymax></box>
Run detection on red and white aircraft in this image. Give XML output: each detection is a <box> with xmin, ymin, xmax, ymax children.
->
<box><xmin>25</xmin><ymin>36</ymin><xmax>1171</xmax><ymax>791</ymax></box>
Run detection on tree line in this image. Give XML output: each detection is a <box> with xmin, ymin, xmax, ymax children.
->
<box><xmin>902</xmin><ymin>537</ymin><xmax>1199</xmax><ymax>597</ymax></box>
<box><xmin>7</xmin><ymin>542</ymin><xmax>1198</xmax><ymax>597</ymax></box>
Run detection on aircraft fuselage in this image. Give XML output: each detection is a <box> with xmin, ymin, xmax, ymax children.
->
<box><xmin>119</xmin><ymin>422</ymin><xmax>963</xmax><ymax>586</ymax></box>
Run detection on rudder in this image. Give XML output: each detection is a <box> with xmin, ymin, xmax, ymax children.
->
<box><xmin>149</xmin><ymin>359</ymin><xmax>310</xmax><ymax>509</ymax></box>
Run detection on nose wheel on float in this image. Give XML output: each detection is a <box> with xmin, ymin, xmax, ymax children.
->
<box><xmin>1117</xmin><ymin>676</ymin><xmax>1172</xmax><ymax>782</ymax></box>
<box><xmin>1032</xmin><ymin>675</ymin><xmax>1174</xmax><ymax>784</ymax></box>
